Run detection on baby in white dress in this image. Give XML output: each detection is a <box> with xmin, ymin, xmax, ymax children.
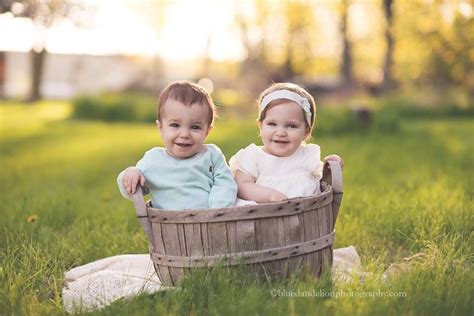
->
<box><xmin>230</xmin><ymin>82</ymin><xmax>342</xmax><ymax>205</ymax></box>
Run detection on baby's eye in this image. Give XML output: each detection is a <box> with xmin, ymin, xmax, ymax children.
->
<box><xmin>266</xmin><ymin>122</ymin><xmax>277</xmax><ymax>126</ymax></box>
<box><xmin>191</xmin><ymin>125</ymin><xmax>202</xmax><ymax>130</ymax></box>
<box><xmin>288</xmin><ymin>123</ymin><xmax>298</xmax><ymax>128</ymax></box>
<box><xmin>169</xmin><ymin>123</ymin><xmax>179</xmax><ymax>128</ymax></box>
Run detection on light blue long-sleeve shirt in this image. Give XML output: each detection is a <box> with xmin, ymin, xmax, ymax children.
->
<box><xmin>117</xmin><ymin>144</ymin><xmax>237</xmax><ymax>210</ymax></box>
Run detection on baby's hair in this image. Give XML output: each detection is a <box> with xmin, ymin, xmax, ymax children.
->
<box><xmin>157</xmin><ymin>80</ymin><xmax>216</xmax><ymax>126</ymax></box>
<box><xmin>258</xmin><ymin>82</ymin><xmax>316</xmax><ymax>134</ymax></box>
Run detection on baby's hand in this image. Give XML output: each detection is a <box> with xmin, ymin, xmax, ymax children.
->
<box><xmin>122</xmin><ymin>167</ymin><xmax>145</xmax><ymax>195</ymax></box>
<box><xmin>269</xmin><ymin>190</ymin><xmax>288</xmax><ymax>202</ymax></box>
<box><xmin>324</xmin><ymin>154</ymin><xmax>344</xmax><ymax>169</ymax></box>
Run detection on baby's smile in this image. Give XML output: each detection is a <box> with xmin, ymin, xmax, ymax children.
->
<box><xmin>175</xmin><ymin>142</ymin><xmax>192</xmax><ymax>147</ymax></box>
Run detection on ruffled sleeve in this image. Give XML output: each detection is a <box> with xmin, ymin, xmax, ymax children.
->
<box><xmin>305</xmin><ymin>143</ymin><xmax>323</xmax><ymax>181</ymax></box>
<box><xmin>229</xmin><ymin>144</ymin><xmax>260</xmax><ymax>178</ymax></box>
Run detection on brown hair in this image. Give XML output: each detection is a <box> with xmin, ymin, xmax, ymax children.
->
<box><xmin>257</xmin><ymin>82</ymin><xmax>316</xmax><ymax>134</ymax></box>
<box><xmin>157</xmin><ymin>80</ymin><xmax>215</xmax><ymax>126</ymax></box>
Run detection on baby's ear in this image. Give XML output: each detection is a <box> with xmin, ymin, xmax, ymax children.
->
<box><xmin>156</xmin><ymin>120</ymin><xmax>161</xmax><ymax>128</ymax></box>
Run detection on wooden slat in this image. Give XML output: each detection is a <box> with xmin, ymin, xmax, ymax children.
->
<box><xmin>226</xmin><ymin>221</ymin><xmax>237</xmax><ymax>254</ymax></box>
<box><xmin>328</xmin><ymin>195</ymin><xmax>334</xmax><ymax>232</ymax></box>
<box><xmin>277</xmin><ymin>216</ymin><xmax>289</xmax><ymax>278</ymax></box>
<box><xmin>258</xmin><ymin>217</ymin><xmax>281</xmax><ymax>278</ymax></box>
<box><xmin>177</xmin><ymin>224</ymin><xmax>187</xmax><ymax>257</ymax></box>
<box><xmin>147</xmin><ymin>190</ymin><xmax>332</xmax><ymax>223</ymax></box>
<box><xmin>201</xmin><ymin>223</ymin><xmax>210</xmax><ymax>256</ymax></box>
<box><xmin>303</xmin><ymin>210</ymin><xmax>321</xmax><ymax>277</ymax></box>
<box><xmin>325</xmin><ymin>205</ymin><xmax>334</xmax><ymax>269</ymax></box>
<box><xmin>253</xmin><ymin>219</ymin><xmax>265</xmax><ymax>277</ymax></box>
<box><xmin>208</xmin><ymin>222</ymin><xmax>228</xmax><ymax>255</ymax></box>
<box><xmin>255</xmin><ymin>219</ymin><xmax>262</xmax><ymax>250</ymax></box>
<box><xmin>150</xmin><ymin>232</ymin><xmax>334</xmax><ymax>268</ymax></box>
<box><xmin>332</xmin><ymin>193</ymin><xmax>343</xmax><ymax>227</ymax></box>
<box><xmin>235</xmin><ymin>220</ymin><xmax>256</xmax><ymax>252</ymax></box>
<box><xmin>151</xmin><ymin>223</ymin><xmax>172</xmax><ymax>286</ymax></box>
<box><xmin>285</xmin><ymin>215</ymin><xmax>303</xmax><ymax>275</ymax></box>
<box><xmin>327</xmin><ymin>192</ymin><xmax>336</xmax><ymax>271</ymax></box>
<box><xmin>184</xmin><ymin>224</ymin><xmax>204</xmax><ymax>257</ymax></box>
<box><xmin>296</xmin><ymin>213</ymin><xmax>306</xmax><ymax>270</ymax></box>
<box><xmin>161</xmin><ymin>223</ymin><xmax>184</xmax><ymax>285</ymax></box>
<box><xmin>317</xmin><ymin>205</ymin><xmax>330</xmax><ymax>274</ymax></box>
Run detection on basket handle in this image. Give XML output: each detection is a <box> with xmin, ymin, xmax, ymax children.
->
<box><xmin>323</xmin><ymin>160</ymin><xmax>343</xmax><ymax>194</ymax></box>
<box><xmin>322</xmin><ymin>160</ymin><xmax>343</xmax><ymax>227</ymax></box>
<box><xmin>131</xmin><ymin>186</ymin><xmax>155</xmax><ymax>250</ymax></box>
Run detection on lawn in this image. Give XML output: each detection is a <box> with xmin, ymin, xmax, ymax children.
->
<box><xmin>0</xmin><ymin>101</ymin><xmax>472</xmax><ymax>315</ymax></box>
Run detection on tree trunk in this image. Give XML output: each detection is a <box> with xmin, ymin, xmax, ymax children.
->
<box><xmin>0</xmin><ymin>52</ymin><xmax>5</xmax><ymax>98</ymax></box>
<box><xmin>29</xmin><ymin>48</ymin><xmax>46</xmax><ymax>102</ymax></box>
<box><xmin>340</xmin><ymin>0</ymin><xmax>353</xmax><ymax>87</ymax></box>
<box><xmin>382</xmin><ymin>0</ymin><xmax>395</xmax><ymax>92</ymax></box>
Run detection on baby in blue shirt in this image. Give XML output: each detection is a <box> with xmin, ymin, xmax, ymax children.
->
<box><xmin>117</xmin><ymin>81</ymin><xmax>237</xmax><ymax>210</ymax></box>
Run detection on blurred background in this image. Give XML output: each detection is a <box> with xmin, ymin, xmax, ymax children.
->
<box><xmin>1</xmin><ymin>3</ymin><xmax>473</xmax><ymax>314</ymax></box>
<box><xmin>0</xmin><ymin>0</ymin><xmax>472</xmax><ymax>121</ymax></box>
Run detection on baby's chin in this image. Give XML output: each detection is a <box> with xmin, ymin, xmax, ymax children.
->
<box><xmin>167</xmin><ymin>145</ymin><xmax>203</xmax><ymax>159</ymax></box>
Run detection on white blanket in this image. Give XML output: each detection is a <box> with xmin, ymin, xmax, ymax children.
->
<box><xmin>63</xmin><ymin>246</ymin><xmax>362</xmax><ymax>312</ymax></box>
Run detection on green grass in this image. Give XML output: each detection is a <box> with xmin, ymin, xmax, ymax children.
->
<box><xmin>1</xmin><ymin>101</ymin><xmax>473</xmax><ymax>315</ymax></box>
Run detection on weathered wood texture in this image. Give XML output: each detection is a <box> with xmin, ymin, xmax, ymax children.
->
<box><xmin>133</xmin><ymin>161</ymin><xmax>343</xmax><ymax>286</ymax></box>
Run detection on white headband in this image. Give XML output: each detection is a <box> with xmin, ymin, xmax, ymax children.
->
<box><xmin>260</xmin><ymin>89</ymin><xmax>312</xmax><ymax>126</ymax></box>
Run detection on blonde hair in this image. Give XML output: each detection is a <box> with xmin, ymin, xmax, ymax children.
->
<box><xmin>257</xmin><ymin>82</ymin><xmax>316</xmax><ymax>134</ymax></box>
<box><xmin>157</xmin><ymin>81</ymin><xmax>215</xmax><ymax>126</ymax></box>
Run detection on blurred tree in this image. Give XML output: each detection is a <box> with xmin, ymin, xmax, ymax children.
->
<box><xmin>394</xmin><ymin>0</ymin><xmax>473</xmax><ymax>93</ymax></box>
<box><xmin>235</xmin><ymin>0</ymin><xmax>318</xmax><ymax>92</ymax></box>
<box><xmin>127</xmin><ymin>0</ymin><xmax>169</xmax><ymax>91</ymax></box>
<box><xmin>0</xmin><ymin>0</ymin><xmax>89</xmax><ymax>101</ymax></box>
<box><xmin>339</xmin><ymin>0</ymin><xmax>353</xmax><ymax>87</ymax></box>
<box><xmin>279</xmin><ymin>0</ymin><xmax>318</xmax><ymax>80</ymax></box>
<box><xmin>425</xmin><ymin>1</ymin><xmax>474</xmax><ymax>94</ymax></box>
<box><xmin>234</xmin><ymin>0</ymin><xmax>271</xmax><ymax>94</ymax></box>
<box><xmin>382</xmin><ymin>0</ymin><xmax>395</xmax><ymax>91</ymax></box>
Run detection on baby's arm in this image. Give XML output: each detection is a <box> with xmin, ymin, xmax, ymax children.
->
<box><xmin>235</xmin><ymin>170</ymin><xmax>287</xmax><ymax>203</ymax></box>
<box><xmin>117</xmin><ymin>167</ymin><xmax>145</xmax><ymax>197</ymax></box>
<box><xmin>208</xmin><ymin>151</ymin><xmax>238</xmax><ymax>208</ymax></box>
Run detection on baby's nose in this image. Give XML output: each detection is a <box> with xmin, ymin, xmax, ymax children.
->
<box><xmin>276</xmin><ymin>127</ymin><xmax>287</xmax><ymax>135</ymax></box>
<box><xmin>179</xmin><ymin>128</ymin><xmax>191</xmax><ymax>137</ymax></box>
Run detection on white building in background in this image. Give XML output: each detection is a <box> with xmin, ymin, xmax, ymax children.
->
<box><xmin>0</xmin><ymin>51</ymin><xmax>173</xmax><ymax>99</ymax></box>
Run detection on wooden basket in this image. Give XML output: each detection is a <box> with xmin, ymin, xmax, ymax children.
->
<box><xmin>132</xmin><ymin>160</ymin><xmax>343</xmax><ymax>286</ymax></box>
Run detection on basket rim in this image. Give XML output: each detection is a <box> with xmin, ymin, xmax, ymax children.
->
<box><xmin>146</xmin><ymin>182</ymin><xmax>333</xmax><ymax>223</ymax></box>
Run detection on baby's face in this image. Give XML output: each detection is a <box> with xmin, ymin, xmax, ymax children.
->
<box><xmin>258</xmin><ymin>101</ymin><xmax>309</xmax><ymax>157</ymax></box>
<box><xmin>157</xmin><ymin>99</ymin><xmax>212</xmax><ymax>159</ymax></box>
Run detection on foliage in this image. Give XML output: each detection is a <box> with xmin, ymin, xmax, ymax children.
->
<box><xmin>72</xmin><ymin>91</ymin><xmax>474</xmax><ymax>141</ymax></box>
<box><xmin>0</xmin><ymin>101</ymin><xmax>473</xmax><ymax>315</ymax></box>
<box><xmin>394</xmin><ymin>0</ymin><xmax>474</xmax><ymax>91</ymax></box>
<box><xmin>72</xmin><ymin>93</ymin><xmax>157</xmax><ymax>122</ymax></box>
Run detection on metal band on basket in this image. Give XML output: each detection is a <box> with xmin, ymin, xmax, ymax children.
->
<box><xmin>150</xmin><ymin>231</ymin><xmax>335</xmax><ymax>268</ymax></box>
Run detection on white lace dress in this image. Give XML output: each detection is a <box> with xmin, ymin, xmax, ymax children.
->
<box><xmin>229</xmin><ymin>143</ymin><xmax>323</xmax><ymax>205</ymax></box>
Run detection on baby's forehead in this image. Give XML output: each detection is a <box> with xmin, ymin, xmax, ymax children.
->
<box><xmin>162</xmin><ymin>99</ymin><xmax>209</xmax><ymax>113</ymax></box>
<box><xmin>162</xmin><ymin>101</ymin><xmax>210</xmax><ymax>122</ymax></box>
